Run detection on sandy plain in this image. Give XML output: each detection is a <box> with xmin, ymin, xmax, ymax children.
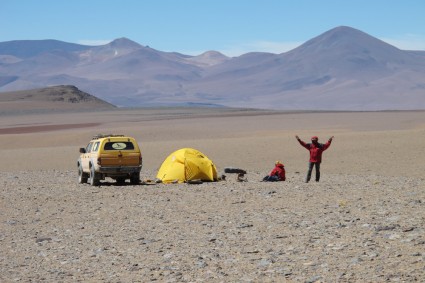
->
<box><xmin>1</xmin><ymin>108</ymin><xmax>424</xmax><ymax>282</ymax></box>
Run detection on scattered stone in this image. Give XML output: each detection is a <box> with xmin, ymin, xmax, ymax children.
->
<box><xmin>257</xmin><ymin>259</ymin><xmax>272</xmax><ymax>267</ymax></box>
<box><xmin>375</xmin><ymin>225</ymin><xmax>399</xmax><ymax>232</ymax></box>
<box><xmin>35</xmin><ymin>237</ymin><xmax>52</xmax><ymax>243</ymax></box>
<box><xmin>237</xmin><ymin>223</ymin><xmax>253</xmax><ymax>228</ymax></box>
<box><xmin>402</xmin><ymin>227</ymin><xmax>415</xmax><ymax>232</ymax></box>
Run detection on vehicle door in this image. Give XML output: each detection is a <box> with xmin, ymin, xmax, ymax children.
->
<box><xmin>80</xmin><ymin>142</ymin><xmax>93</xmax><ymax>171</ymax></box>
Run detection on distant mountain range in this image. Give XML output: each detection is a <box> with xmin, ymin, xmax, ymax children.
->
<box><xmin>1</xmin><ymin>26</ymin><xmax>424</xmax><ymax>110</ymax></box>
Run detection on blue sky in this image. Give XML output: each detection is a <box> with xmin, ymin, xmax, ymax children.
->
<box><xmin>2</xmin><ymin>0</ymin><xmax>425</xmax><ymax>56</ymax></box>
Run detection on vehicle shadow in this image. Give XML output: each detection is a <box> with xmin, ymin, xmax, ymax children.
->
<box><xmin>83</xmin><ymin>180</ymin><xmax>138</xmax><ymax>187</ymax></box>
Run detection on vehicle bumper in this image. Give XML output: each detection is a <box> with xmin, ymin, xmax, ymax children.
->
<box><xmin>98</xmin><ymin>166</ymin><xmax>141</xmax><ymax>174</ymax></box>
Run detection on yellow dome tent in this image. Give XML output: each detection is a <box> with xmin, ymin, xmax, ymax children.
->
<box><xmin>156</xmin><ymin>148</ymin><xmax>218</xmax><ymax>183</ymax></box>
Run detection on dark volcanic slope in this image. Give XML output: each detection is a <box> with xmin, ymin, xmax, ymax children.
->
<box><xmin>0</xmin><ymin>85</ymin><xmax>116</xmax><ymax>113</ymax></box>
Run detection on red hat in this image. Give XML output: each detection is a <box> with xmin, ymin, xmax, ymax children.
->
<box><xmin>311</xmin><ymin>136</ymin><xmax>318</xmax><ymax>140</ymax></box>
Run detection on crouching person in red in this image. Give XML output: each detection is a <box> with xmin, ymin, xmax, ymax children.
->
<box><xmin>263</xmin><ymin>161</ymin><xmax>286</xmax><ymax>182</ymax></box>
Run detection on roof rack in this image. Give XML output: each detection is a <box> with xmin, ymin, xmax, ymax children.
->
<box><xmin>92</xmin><ymin>134</ymin><xmax>125</xmax><ymax>139</ymax></box>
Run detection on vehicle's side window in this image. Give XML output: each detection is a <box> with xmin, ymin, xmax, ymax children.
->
<box><xmin>92</xmin><ymin>142</ymin><xmax>100</xmax><ymax>152</ymax></box>
<box><xmin>86</xmin><ymin>142</ymin><xmax>93</xmax><ymax>153</ymax></box>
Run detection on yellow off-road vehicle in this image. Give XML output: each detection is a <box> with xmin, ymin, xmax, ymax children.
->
<box><xmin>78</xmin><ymin>134</ymin><xmax>142</xmax><ymax>186</ymax></box>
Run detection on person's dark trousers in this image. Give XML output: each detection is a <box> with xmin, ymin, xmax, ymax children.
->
<box><xmin>306</xmin><ymin>162</ymin><xmax>321</xmax><ymax>182</ymax></box>
<box><xmin>263</xmin><ymin>175</ymin><xmax>279</xmax><ymax>182</ymax></box>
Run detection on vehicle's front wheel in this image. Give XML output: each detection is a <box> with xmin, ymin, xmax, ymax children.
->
<box><xmin>78</xmin><ymin>164</ymin><xmax>89</xmax><ymax>184</ymax></box>
<box><xmin>89</xmin><ymin>165</ymin><xmax>100</xmax><ymax>186</ymax></box>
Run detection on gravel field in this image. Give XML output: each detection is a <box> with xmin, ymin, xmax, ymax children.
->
<box><xmin>1</xmin><ymin>169</ymin><xmax>424</xmax><ymax>282</ymax></box>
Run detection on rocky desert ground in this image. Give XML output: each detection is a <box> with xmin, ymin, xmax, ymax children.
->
<box><xmin>1</xmin><ymin>108</ymin><xmax>424</xmax><ymax>282</ymax></box>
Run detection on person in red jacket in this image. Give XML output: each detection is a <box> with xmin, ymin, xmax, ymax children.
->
<box><xmin>263</xmin><ymin>161</ymin><xmax>286</xmax><ymax>182</ymax></box>
<box><xmin>296</xmin><ymin>135</ymin><xmax>334</xmax><ymax>183</ymax></box>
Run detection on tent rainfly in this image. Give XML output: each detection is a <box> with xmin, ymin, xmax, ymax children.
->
<box><xmin>156</xmin><ymin>148</ymin><xmax>218</xmax><ymax>184</ymax></box>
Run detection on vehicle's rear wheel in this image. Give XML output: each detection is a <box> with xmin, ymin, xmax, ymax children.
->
<box><xmin>78</xmin><ymin>164</ymin><xmax>88</xmax><ymax>184</ymax></box>
<box><xmin>90</xmin><ymin>165</ymin><xmax>100</xmax><ymax>186</ymax></box>
<box><xmin>130</xmin><ymin>173</ymin><xmax>140</xmax><ymax>185</ymax></box>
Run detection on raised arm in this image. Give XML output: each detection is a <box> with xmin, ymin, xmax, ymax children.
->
<box><xmin>323</xmin><ymin>136</ymin><xmax>334</xmax><ymax>150</ymax></box>
<box><xmin>296</xmin><ymin>135</ymin><xmax>309</xmax><ymax>149</ymax></box>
